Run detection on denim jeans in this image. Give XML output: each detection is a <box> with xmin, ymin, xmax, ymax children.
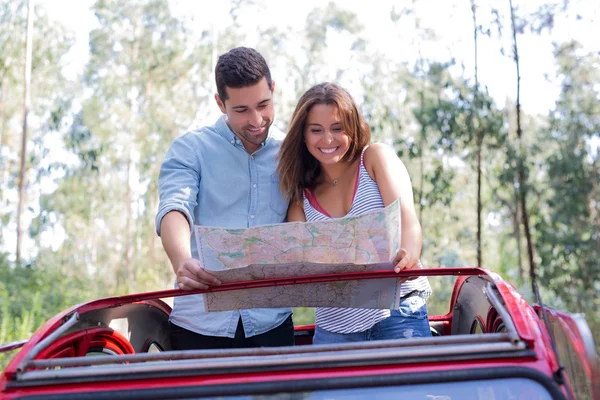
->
<box><xmin>312</xmin><ymin>295</ymin><xmax>431</xmax><ymax>344</ymax></box>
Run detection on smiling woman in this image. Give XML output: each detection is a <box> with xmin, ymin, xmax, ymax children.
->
<box><xmin>277</xmin><ymin>82</ymin><xmax>369</xmax><ymax>205</ymax></box>
<box><xmin>277</xmin><ymin>82</ymin><xmax>431</xmax><ymax>344</ymax></box>
<box><xmin>304</xmin><ymin>104</ymin><xmax>353</xmax><ymax>169</ymax></box>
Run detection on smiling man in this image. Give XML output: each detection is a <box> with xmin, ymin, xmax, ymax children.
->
<box><xmin>155</xmin><ymin>47</ymin><xmax>292</xmax><ymax>350</ymax></box>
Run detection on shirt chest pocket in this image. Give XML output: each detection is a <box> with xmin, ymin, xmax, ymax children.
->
<box><xmin>269</xmin><ymin>173</ymin><xmax>289</xmax><ymax>217</ymax></box>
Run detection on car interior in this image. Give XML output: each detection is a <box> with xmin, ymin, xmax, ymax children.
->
<box><xmin>33</xmin><ymin>275</ymin><xmax>509</xmax><ymax>358</ymax></box>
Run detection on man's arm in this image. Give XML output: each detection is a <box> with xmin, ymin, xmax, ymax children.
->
<box><xmin>160</xmin><ymin>211</ymin><xmax>221</xmax><ymax>290</ymax></box>
<box><xmin>156</xmin><ymin>135</ymin><xmax>220</xmax><ymax>290</ymax></box>
<box><xmin>160</xmin><ymin>211</ymin><xmax>193</xmax><ymax>273</ymax></box>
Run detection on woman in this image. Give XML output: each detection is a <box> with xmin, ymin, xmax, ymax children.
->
<box><xmin>277</xmin><ymin>82</ymin><xmax>431</xmax><ymax>343</ymax></box>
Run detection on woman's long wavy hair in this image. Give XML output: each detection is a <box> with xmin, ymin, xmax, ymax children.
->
<box><xmin>277</xmin><ymin>82</ymin><xmax>371</xmax><ymax>203</ymax></box>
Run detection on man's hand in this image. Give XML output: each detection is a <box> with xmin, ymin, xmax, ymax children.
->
<box><xmin>392</xmin><ymin>248</ymin><xmax>421</xmax><ymax>273</ymax></box>
<box><xmin>176</xmin><ymin>258</ymin><xmax>222</xmax><ymax>290</ymax></box>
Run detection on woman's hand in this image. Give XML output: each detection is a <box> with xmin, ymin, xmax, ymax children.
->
<box><xmin>392</xmin><ymin>248</ymin><xmax>422</xmax><ymax>273</ymax></box>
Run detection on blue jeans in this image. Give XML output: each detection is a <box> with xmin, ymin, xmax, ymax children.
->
<box><xmin>313</xmin><ymin>295</ymin><xmax>431</xmax><ymax>344</ymax></box>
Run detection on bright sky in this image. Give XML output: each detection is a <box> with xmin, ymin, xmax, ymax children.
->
<box><xmin>43</xmin><ymin>0</ymin><xmax>600</xmax><ymax>117</ymax></box>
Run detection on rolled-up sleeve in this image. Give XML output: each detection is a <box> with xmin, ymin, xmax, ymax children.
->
<box><xmin>155</xmin><ymin>134</ymin><xmax>201</xmax><ymax>236</ymax></box>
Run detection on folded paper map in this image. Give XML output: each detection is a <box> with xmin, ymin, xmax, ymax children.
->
<box><xmin>194</xmin><ymin>199</ymin><xmax>401</xmax><ymax>311</ymax></box>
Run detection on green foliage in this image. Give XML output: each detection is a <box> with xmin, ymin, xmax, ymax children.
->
<box><xmin>390</xmin><ymin>60</ymin><xmax>508</xmax><ymax>269</ymax></box>
<box><xmin>0</xmin><ymin>253</ymin><xmax>98</xmax><ymax>369</ymax></box>
<box><xmin>533</xmin><ymin>42</ymin><xmax>600</xmax><ymax>339</ymax></box>
<box><xmin>292</xmin><ymin>307</ymin><xmax>315</xmax><ymax>326</ymax></box>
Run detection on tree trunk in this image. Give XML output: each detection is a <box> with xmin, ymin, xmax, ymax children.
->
<box><xmin>0</xmin><ymin>73</ymin><xmax>6</xmax><ymax>160</ymax></box>
<box><xmin>125</xmin><ymin>148</ymin><xmax>135</xmax><ymax>292</ymax></box>
<box><xmin>16</xmin><ymin>0</ymin><xmax>34</xmax><ymax>266</ymax></box>
<box><xmin>0</xmin><ymin>26</ymin><xmax>15</xmax><ymax>162</ymax></box>
<box><xmin>0</xmin><ymin>73</ymin><xmax>7</xmax><ymax>248</ymax></box>
<box><xmin>122</xmin><ymin>16</ymin><xmax>143</xmax><ymax>293</ymax></box>
<box><xmin>591</xmin><ymin>156</ymin><xmax>600</xmax><ymax>256</ymax></box>
<box><xmin>513</xmin><ymin>187</ymin><xmax>524</xmax><ymax>280</ymax></box>
<box><xmin>476</xmin><ymin>137</ymin><xmax>482</xmax><ymax>266</ymax></box>
<box><xmin>147</xmin><ymin>191</ymin><xmax>159</xmax><ymax>264</ymax></box>
<box><xmin>413</xmin><ymin>0</ymin><xmax>425</xmax><ymax>228</ymax></box>
<box><xmin>471</xmin><ymin>0</ymin><xmax>483</xmax><ymax>266</ymax></box>
<box><xmin>211</xmin><ymin>22</ymin><xmax>218</xmax><ymax>95</ymax></box>
<box><xmin>509</xmin><ymin>0</ymin><xmax>537</xmax><ymax>284</ymax></box>
<box><xmin>419</xmin><ymin>142</ymin><xmax>424</xmax><ymax>225</ymax></box>
<box><xmin>89</xmin><ymin>195</ymin><xmax>100</xmax><ymax>289</ymax></box>
<box><xmin>498</xmin><ymin>191</ymin><xmax>523</xmax><ymax>281</ymax></box>
<box><xmin>590</xmin><ymin>157</ymin><xmax>600</xmax><ymax>312</ymax></box>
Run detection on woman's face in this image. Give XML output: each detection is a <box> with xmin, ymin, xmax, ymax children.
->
<box><xmin>303</xmin><ymin>104</ymin><xmax>351</xmax><ymax>165</ymax></box>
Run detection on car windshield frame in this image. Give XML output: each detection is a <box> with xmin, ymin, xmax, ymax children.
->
<box><xmin>11</xmin><ymin>367</ymin><xmax>566</xmax><ymax>400</ymax></box>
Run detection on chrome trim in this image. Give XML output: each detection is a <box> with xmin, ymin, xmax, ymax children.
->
<box><xmin>17</xmin><ymin>340</ymin><xmax>527</xmax><ymax>382</ymax></box>
<box><xmin>0</xmin><ymin>339</ymin><xmax>28</xmax><ymax>353</ymax></box>
<box><xmin>485</xmin><ymin>282</ymin><xmax>520</xmax><ymax>344</ymax></box>
<box><xmin>17</xmin><ymin>312</ymin><xmax>79</xmax><ymax>372</ymax></box>
<box><xmin>27</xmin><ymin>332</ymin><xmax>516</xmax><ymax>369</ymax></box>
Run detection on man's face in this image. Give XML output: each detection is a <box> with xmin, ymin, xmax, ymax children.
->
<box><xmin>216</xmin><ymin>77</ymin><xmax>275</xmax><ymax>153</ymax></box>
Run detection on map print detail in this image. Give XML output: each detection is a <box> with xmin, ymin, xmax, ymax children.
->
<box><xmin>205</xmin><ymin>262</ymin><xmax>400</xmax><ymax>311</ymax></box>
<box><xmin>194</xmin><ymin>199</ymin><xmax>401</xmax><ymax>311</ymax></box>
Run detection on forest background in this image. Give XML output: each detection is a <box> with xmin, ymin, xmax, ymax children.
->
<box><xmin>1</xmin><ymin>0</ymin><xmax>598</xmax><ymax>367</ymax></box>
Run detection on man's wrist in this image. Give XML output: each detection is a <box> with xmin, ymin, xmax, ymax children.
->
<box><xmin>171</xmin><ymin>255</ymin><xmax>191</xmax><ymax>273</ymax></box>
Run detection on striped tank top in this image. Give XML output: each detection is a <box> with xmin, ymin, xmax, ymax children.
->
<box><xmin>303</xmin><ymin>148</ymin><xmax>431</xmax><ymax>334</ymax></box>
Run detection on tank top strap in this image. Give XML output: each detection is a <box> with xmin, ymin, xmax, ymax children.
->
<box><xmin>360</xmin><ymin>146</ymin><xmax>368</xmax><ymax>168</ymax></box>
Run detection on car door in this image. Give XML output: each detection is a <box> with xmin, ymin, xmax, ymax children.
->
<box><xmin>541</xmin><ymin>308</ymin><xmax>599</xmax><ymax>400</ymax></box>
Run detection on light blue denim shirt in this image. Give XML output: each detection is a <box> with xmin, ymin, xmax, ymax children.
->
<box><xmin>155</xmin><ymin>116</ymin><xmax>291</xmax><ymax>338</ymax></box>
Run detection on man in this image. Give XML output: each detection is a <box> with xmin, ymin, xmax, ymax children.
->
<box><xmin>155</xmin><ymin>47</ymin><xmax>293</xmax><ymax>350</ymax></box>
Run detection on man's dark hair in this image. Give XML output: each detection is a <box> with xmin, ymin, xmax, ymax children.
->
<box><xmin>215</xmin><ymin>47</ymin><xmax>272</xmax><ymax>102</ymax></box>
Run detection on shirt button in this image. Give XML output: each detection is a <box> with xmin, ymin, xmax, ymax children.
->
<box><xmin>250</xmin><ymin>155</ymin><xmax>254</xmax><ymax>160</ymax></box>
<box><xmin>230</xmin><ymin>139</ymin><xmax>235</xmax><ymax>144</ymax></box>
<box><xmin>250</xmin><ymin>215</ymin><xmax>255</xmax><ymax>219</ymax></box>
<box><xmin>252</xmin><ymin>184</ymin><xmax>257</xmax><ymax>189</ymax></box>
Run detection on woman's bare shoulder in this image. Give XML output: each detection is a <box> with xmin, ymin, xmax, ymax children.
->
<box><xmin>363</xmin><ymin>143</ymin><xmax>400</xmax><ymax>176</ymax></box>
<box><xmin>287</xmin><ymin>200</ymin><xmax>307</xmax><ymax>222</ymax></box>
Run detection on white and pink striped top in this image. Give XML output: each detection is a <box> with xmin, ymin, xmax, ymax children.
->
<box><xmin>303</xmin><ymin>148</ymin><xmax>431</xmax><ymax>334</ymax></box>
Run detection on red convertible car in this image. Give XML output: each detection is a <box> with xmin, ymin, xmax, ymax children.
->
<box><xmin>1</xmin><ymin>267</ymin><xmax>598</xmax><ymax>399</ymax></box>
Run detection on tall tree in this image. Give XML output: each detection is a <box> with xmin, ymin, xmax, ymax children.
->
<box><xmin>509</xmin><ymin>0</ymin><xmax>537</xmax><ymax>285</ymax></box>
<box><xmin>470</xmin><ymin>0</ymin><xmax>483</xmax><ymax>266</ymax></box>
<box><xmin>38</xmin><ymin>0</ymin><xmax>210</xmax><ymax>293</ymax></box>
<box><xmin>15</xmin><ymin>0</ymin><xmax>34</xmax><ymax>265</ymax></box>
<box><xmin>402</xmin><ymin>60</ymin><xmax>504</xmax><ymax>267</ymax></box>
<box><xmin>488</xmin><ymin>0</ymin><xmax>568</xmax><ymax>282</ymax></box>
<box><xmin>388</xmin><ymin>1</ymin><xmax>437</xmax><ymax>232</ymax></box>
<box><xmin>1</xmin><ymin>1</ymin><xmax>73</xmax><ymax>262</ymax></box>
<box><xmin>0</xmin><ymin>2</ymin><xmax>23</xmax><ymax>159</ymax></box>
<box><xmin>0</xmin><ymin>1</ymin><xmax>24</xmax><ymax>249</ymax></box>
<box><xmin>535</xmin><ymin>41</ymin><xmax>599</xmax><ymax>330</ymax></box>
<box><xmin>412</xmin><ymin>0</ymin><xmax>427</xmax><ymax>224</ymax></box>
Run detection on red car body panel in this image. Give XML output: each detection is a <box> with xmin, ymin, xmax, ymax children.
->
<box><xmin>1</xmin><ymin>267</ymin><xmax>597</xmax><ymax>400</ymax></box>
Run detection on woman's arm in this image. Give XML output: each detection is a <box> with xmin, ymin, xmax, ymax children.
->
<box><xmin>364</xmin><ymin>143</ymin><xmax>422</xmax><ymax>272</ymax></box>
